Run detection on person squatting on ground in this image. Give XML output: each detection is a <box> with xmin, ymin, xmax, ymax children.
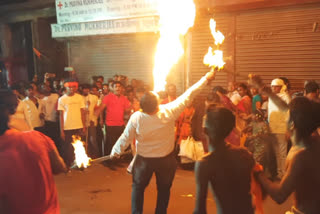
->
<box><xmin>0</xmin><ymin>89</ymin><xmax>67</xmax><ymax>214</ymax></box>
<box><xmin>110</xmin><ymin>70</ymin><xmax>216</xmax><ymax>214</ymax></box>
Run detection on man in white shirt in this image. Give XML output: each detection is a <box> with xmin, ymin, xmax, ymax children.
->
<box><xmin>58</xmin><ymin>80</ymin><xmax>86</xmax><ymax>167</ymax></box>
<box><xmin>40</xmin><ymin>84</ymin><xmax>61</xmax><ymax>152</ymax></box>
<box><xmin>22</xmin><ymin>85</ymin><xmax>45</xmax><ymax>131</ymax></box>
<box><xmin>268</xmin><ymin>78</ymin><xmax>291</xmax><ymax>179</ymax></box>
<box><xmin>82</xmin><ymin>84</ymin><xmax>99</xmax><ymax>158</ymax></box>
<box><xmin>111</xmin><ymin>70</ymin><xmax>216</xmax><ymax>214</ymax></box>
<box><xmin>227</xmin><ymin>81</ymin><xmax>241</xmax><ymax>105</ymax></box>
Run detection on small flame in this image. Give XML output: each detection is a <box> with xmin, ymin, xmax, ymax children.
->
<box><xmin>72</xmin><ymin>136</ymin><xmax>91</xmax><ymax>168</ymax></box>
<box><xmin>209</xmin><ymin>19</ymin><xmax>225</xmax><ymax>45</ymax></box>
<box><xmin>203</xmin><ymin>19</ymin><xmax>225</xmax><ymax>70</ymax></box>
<box><xmin>153</xmin><ymin>0</ymin><xmax>196</xmax><ymax>92</ymax></box>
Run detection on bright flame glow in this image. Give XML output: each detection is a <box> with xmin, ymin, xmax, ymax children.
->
<box><xmin>209</xmin><ymin>19</ymin><xmax>225</xmax><ymax>45</ymax></box>
<box><xmin>72</xmin><ymin>136</ymin><xmax>91</xmax><ymax>168</ymax></box>
<box><xmin>153</xmin><ymin>0</ymin><xmax>196</xmax><ymax>92</ymax></box>
<box><xmin>203</xmin><ymin>19</ymin><xmax>225</xmax><ymax>70</ymax></box>
<box><xmin>203</xmin><ymin>48</ymin><xmax>225</xmax><ymax>68</ymax></box>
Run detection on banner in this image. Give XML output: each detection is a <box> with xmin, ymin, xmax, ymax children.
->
<box><xmin>51</xmin><ymin>16</ymin><xmax>159</xmax><ymax>38</ymax></box>
<box><xmin>56</xmin><ymin>0</ymin><xmax>158</xmax><ymax>24</ymax></box>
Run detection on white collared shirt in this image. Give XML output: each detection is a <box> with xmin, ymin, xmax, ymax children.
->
<box><xmin>111</xmin><ymin>77</ymin><xmax>208</xmax><ymax>158</ymax></box>
<box><xmin>22</xmin><ymin>97</ymin><xmax>44</xmax><ymax>129</ymax></box>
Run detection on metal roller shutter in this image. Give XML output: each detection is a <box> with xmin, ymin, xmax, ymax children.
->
<box><xmin>235</xmin><ymin>3</ymin><xmax>320</xmax><ymax>91</ymax></box>
<box><xmin>69</xmin><ymin>33</ymin><xmax>158</xmax><ymax>87</ymax></box>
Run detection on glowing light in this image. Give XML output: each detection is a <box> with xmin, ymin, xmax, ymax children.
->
<box><xmin>153</xmin><ymin>0</ymin><xmax>196</xmax><ymax>92</ymax></box>
<box><xmin>203</xmin><ymin>19</ymin><xmax>225</xmax><ymax>70</ymax></box>
<box><xmin>72</xmin><ymin>136</ymin><xmax>91</xmax><ymax>168</ymax></box>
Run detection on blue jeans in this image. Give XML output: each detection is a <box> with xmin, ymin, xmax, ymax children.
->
<box><xmin>131</xmin><ymin>152</ymin><xmax>177</xmax><ymax>214</ymax></box>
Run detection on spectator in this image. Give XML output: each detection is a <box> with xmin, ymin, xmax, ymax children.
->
<box><xmin>82</xmin><ymin>84</ymin><xmax>99</xmax><ymax>158</ymax></box>
<box><xmin>58</xmin><ymin>80</ymin><xmax>86</xmax><ymax>167</ymax></box>
<box><xmin>304</xmin><ymin>81</ymin><xmax>319</xmax><ymax>102</ymax></box>
<box><xmin>102</xmin><ymin>83</ymin><xmax>109</xmax><ymax>96</ymax></box>
<box><xmin>96</xmin><ymin>81</ymin><xmax>131</xmax><ymax>155</ymax></box>
<box><xmin>22</xmin><ymin>85</ymin><xmax>45</xmax><ymax>131</ymax></box>
<box><xmin>40</xmin><ymin>84</ymin><xmax>61</xmax><ymax>152</ymax></box>
<box><xmin>162</xmin><ymin>83</ymin><xmax>177</xmax><ymax>104</ymax></box>
<box><xmin>250</xmin><ymin>86</ymin><xmax>262</xmax><ymax>112</ymax></box>
<box><xmin>227</xmin><ymin>81</ymin><xmax>241</xmax><ymax>105</ymax></box>
<box><xmin>268</xmin><ymin>78</ymin><xmax>291</xmax><ymax>179</ymax></box>
<box><xmin>0</xmin><ymin>89</ymin><xmax>67</xmax><ymax>214</ymax></box>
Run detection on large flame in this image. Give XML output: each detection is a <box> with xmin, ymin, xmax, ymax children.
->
<box><xmin>72</xmin><ymin>136</ymin><xmax>91</xmax><ymax>168</ymax></box>
<box><xmin>203</xmin><ymin>19</ymin><xmax>225</xmax><ymax>70</ymax></box>
<box><xmin>153</xmin><ymin>0</ymin><xmax>196</xmax><ymax>92</ymax></box>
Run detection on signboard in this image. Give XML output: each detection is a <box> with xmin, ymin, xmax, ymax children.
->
<box><xmin>56</xmin><ymin>0</ymin><xmax>159</xmax><ymax>24</ymax></box>
<box><xmin>51</xmin><ymin>16</ymin><xmax>159</xmax><ymax>38</ymax></box>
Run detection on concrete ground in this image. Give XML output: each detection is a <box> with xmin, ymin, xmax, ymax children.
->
<box><xmin>55</xmin><ymin>158</ymin><xmax>292</xmax><ymax>214</ymax></box>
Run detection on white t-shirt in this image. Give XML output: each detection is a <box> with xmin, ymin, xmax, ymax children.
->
<box><xmin>84</xmin><ymin>94</ymin><xmax>99</xmax><ymax>126</ymax></box>
<box><xmin>42</xmin><ymin>93</ymin><xmax>59</xmax><ymax>122</ymax></box>
<box><xmin>58</xmin><ymin>93</ymin><xmax>85</xmax><ymax>130</ymax></box>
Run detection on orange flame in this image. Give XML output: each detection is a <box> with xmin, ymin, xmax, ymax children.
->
<box><xmin>203</xmin><ymin>19</ymin><xmax>225</xmax><ymax>70</ymax></box>
<box><xmin>153</xmin><ymin>0</ymin><xmax>196</xmax><ymax>92</ymax></box>
<box><xmin>72</xmin><ymin>136</ymin><xmax>91</xmax><ymax>168</ymax></box>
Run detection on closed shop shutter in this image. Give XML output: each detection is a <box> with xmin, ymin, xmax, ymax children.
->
<box><xmin>69</xmin><ymin>33</ymin><xmax>158</xmax><ymax>87</ymax></box>
<box><xmin>235</xmin><ymin>3</ymin><xmax>320</xmax><ymax>91</ymax></box>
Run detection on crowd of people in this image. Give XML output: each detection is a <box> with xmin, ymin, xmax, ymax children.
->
<box><xmin>0</xmin><ymin>67</ymin><xmax>319</xmax><ymax>214</ymax></box>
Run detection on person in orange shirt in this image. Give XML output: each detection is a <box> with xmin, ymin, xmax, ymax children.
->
<box><xmin>0</xmin><ymin>89</ymin><xmax>67</xmax><ymax>214</ymax></box>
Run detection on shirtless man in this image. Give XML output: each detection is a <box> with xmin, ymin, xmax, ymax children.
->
<box><xmin>193</xmin><ymin>107</ymin><xmax>255</xmax><ymax>214</ymax></box>
<box><xmin>251</xmin><ymin>76</ymin><xmax>320</xmax><ymax>214</ymax></box>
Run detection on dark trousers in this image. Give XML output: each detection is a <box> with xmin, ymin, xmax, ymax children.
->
<box><xmin>105</xmin><ymin>125</ymin><xmax>125</xmax><ymax>155</ymax></box>
<box><xmin>132</xmin><ymin>152</ymin><xmax>177</xmax><ymax>214</ymax></box>
<box><xmin>87</xmin><ymin>125</ymin><xmax>99</xmax><ymax>159</ymax></box>
<box><xmin>43</xmin><ymin>121</ymin><xmax>62</xmax><ymax>154</ymax></box>
<box><xmin>96</xmin><ymin>123</ymin><xmax>104</xmax><ymax>157</ymax></box>
<box><xmin>63</xmin><ymin>129</ymin><xmax>83</xmax><ymax>168</ymax></box>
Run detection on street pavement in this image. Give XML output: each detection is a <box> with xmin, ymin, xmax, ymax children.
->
<box><xmin>55</xmin><ymin>158</ymin><xmax>292</xmax><ymax>214</ymax></box>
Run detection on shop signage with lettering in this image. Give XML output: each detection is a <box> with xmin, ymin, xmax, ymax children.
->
<box><xmin>55</xmin><ymin>0</ymin><xmax>158</xmax><ymax>24</ymax></box>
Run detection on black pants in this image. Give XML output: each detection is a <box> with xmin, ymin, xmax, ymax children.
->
<box><xmin>96</xmin><ymin>123</ymin><xmax>104</xmax><ymax>157</ymax></box>
<box><xmin>105</xmin><ymin>125</ymin><xmax>125</xmax><ymax>155</ymax></box>
<box><xmin>43</xmin><ymin>121</ymin><xmax>62</xmax><ymax>154</ymax></box>
<box><xmin>132</xmin><ymin>152</ymin><xmax>177</xmax><ymax>214</ymax></box>
<box><xmin>63</xmin><ymin>129</ymin><xmax>83</xmax><ymax>168</ymax></box>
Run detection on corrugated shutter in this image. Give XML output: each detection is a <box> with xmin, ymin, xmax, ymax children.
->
<box><xmin>68</xmin><ymin>33</ymin><xmax>185</xmax><ymax>94</ymax></box>
<box><xmin>190</xmin><ymin>13</ymin><xmax>235</xmax><ymax>88</ymax></box>
<box><xmin>69</xmin><ymin>33</ymin><xmax>157</xmax><ymax>86</ymax></box>
<box><xmin>235</xmin><ymin>3</ymin><xmax>320</xmax><ymax>91</ymax></box>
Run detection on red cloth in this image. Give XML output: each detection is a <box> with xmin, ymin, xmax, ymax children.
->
<box><xmin>0</xmin><ymin>129</ymin><xmax>59</xmax><ymax>214</ymax></box>
<box><xmin>102</xmin><ymin>93</ymin><xmax>131</xmax><ymax>126</ymax></box>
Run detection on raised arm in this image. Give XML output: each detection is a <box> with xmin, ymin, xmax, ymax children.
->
<box><xmin>166</xmin><ymin>70</ymin><xmax>216</xmax><ymax>119</ymax></box>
